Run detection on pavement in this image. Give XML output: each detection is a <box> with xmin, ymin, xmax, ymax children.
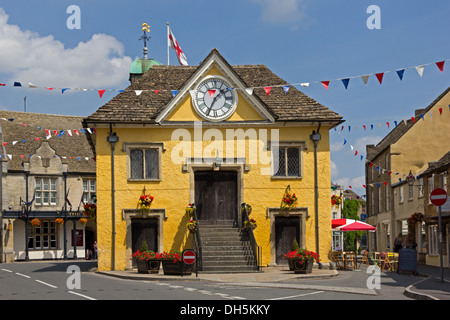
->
<box><xmin>95</xmin><ymin>262</ymin><xmax>450</xmax><ymax>300</ymax></box>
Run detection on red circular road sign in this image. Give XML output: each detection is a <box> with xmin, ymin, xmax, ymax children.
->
<box><xmin>430</xmin><ymin>188</ymin><xmax>448</xmax><ymax>207</ymax></box>
<box><xmin>182</xmin><ymin>250</ymin><xmax>196</xmax><ymax>265</ymax></box>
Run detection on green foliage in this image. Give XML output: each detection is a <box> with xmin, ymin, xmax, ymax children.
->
<box><xmin>342</xmin><ymin>199</ymin><xmax>360</xmax><ymax>220</ymax></box>
<box><xmin>140</xmin><ymin>240</ymin><xmax>149</xmax><ymax>252</ymax></box>
<box><xmin>341</xmin><ymin>199</ymin><xmax>365</xmax><ymax>251</ymax></box>
<box><xmin>291</xmin><ymin>238</ymin><xmax>300</xmax><ymax>251</ymax></box>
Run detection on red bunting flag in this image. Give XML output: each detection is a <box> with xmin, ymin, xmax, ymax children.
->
<box><xmin>384</xmin><ymin>181</ymin><xmax>387</xmax><ymax>186</ymax></box>
<box><xmin>321</xmin><ymin>81</ymin><xmax>330</xmax><ymax>90</ymax></box>
<box><xmin>439</xmin><ymin>108</ymin><xmax>443</xmax><ymax>115</ymax></box>
<box><xmin>436</xmin><ymin>61</ymin><xmax>445</xmax><ymax>72</ymax></box>
<box><xmin>354</xmin><ymin>150</ymin><xmax>358</xmax><ymax>156</ymax></box>
<box><xmin>411</xmin><ymin>117</ymin><xmax>416</xmax><ymax>123</ymax></box>
<box><xmin>375</xmin><ymin>73</ymin><xmax>384</xmax><ymax>84</ymax></box>
<box><xmin>369</xmin><ymin>163</ymin><xmax>374</xmax><ymax>168</ymax></box>
<box><xmin>264</xmin><ymin>86</ymin><xmax>272</xmax><ymax>96</ymax></box>
<box><xmin>3</xmin><ymin>142</ymin><xmax>7</xmax><ymax>147</ymax></box>
<box><xmin>386</xmin><ymin>122</ymin><xmax>390</xmax><ymax>128</ymax></box>
<box><xmin>363</xmin><ymin>185</ymin><xmax>366</xmax><ymax>188</ymax></box>
<box><xmin>154</xmin><ymin>90</ymin><xmax>160</xmax><ymax>94</ymax></box>
<box><xmin>363</xmin><ymin>125</ymin><xmax>366</xmax><ymax>131</ymax></box>
<box><xmin>98</xmin><ymin>90</ymin><xmax>106</xmax><ymax>98</ymax></box>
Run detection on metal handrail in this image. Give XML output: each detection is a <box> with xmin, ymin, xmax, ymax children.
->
<box><xmin>192</xmin><ymin>205</ymin><xmax>202</xmax><ymax>271</ymax></box>
<box><xmin>241</xmin><ymin>203</ymin><xmax>262</xmax><ymax>271</ymax></box>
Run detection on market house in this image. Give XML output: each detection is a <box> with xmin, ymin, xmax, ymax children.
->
<box><xmin>84</xmin><ymin>48</ymin><xmax>343</xmax><ymax>271</ymax></box>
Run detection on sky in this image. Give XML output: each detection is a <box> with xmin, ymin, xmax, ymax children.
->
<box><xmin>0</xmin><ymin>0</ymin><xmax>449</xmax><ymax>197</ymax></box>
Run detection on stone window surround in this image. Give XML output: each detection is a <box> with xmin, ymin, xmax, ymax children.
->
<box><xmin>122</xmin><ymin>142</ymin><xmax>165</xmax><ymax>182</ymax></box>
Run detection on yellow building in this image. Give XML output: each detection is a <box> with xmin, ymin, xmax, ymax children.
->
<box><xmin>84</xmin><ymin>49</ymin><xmax>343</xmax><ymax>271</ymax></box>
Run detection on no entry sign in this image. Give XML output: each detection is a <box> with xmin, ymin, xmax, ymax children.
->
<box><xmin>182</xmin><ymin>249</ymin><xmax>196</xmax><ymax>265</ymax></box>
<box><xmin>430</xmin><ymin>188</ymin><xmax>448</xmax><ymax>207</ymax></box>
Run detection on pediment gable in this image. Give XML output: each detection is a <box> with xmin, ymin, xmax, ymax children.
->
<box><xmin>155</xmin><ymin>49</ymin><xmax>275</xmax><ymax>124</ymax></box>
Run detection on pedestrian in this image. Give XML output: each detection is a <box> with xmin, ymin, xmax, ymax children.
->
<box><xmin>394</xmin><ymin>233</ymin><xmax>403</xmax><ymax>252</ymax></box>
<box><xmin>93</xmin><ymin>241</ymin><xmax>97</xmax><ymax>260</ymax></box>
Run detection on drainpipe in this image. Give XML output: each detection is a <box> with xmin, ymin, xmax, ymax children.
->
<box><xmin>107</xmin><ymin>125</ymin><xmax>119</xmax><ymax>271</ymax></box>
<box><xmin>310</xmin><ymin>123</ymin><xmax>321</xmax><ymax>256</ymax></box>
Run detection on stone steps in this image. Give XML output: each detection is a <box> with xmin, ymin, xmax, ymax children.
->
<box><xmin>198</xmin><ymin>224</ymin><xmax>258</xmax><ymax>273</ymax></box>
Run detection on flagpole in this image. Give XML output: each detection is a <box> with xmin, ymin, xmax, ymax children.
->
<box><xmin>167</xmin><ymin>22</ymin><xmax>170</xmax><ymax>65</ymax></box>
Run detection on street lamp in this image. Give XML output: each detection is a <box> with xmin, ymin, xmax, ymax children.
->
<box><xmin>107</xmin><ymin>129</ymin><xmax>119</xmax><ymax>271</ymax></box>
<box><xmin>406</xmin><ymin>170</ymin><xmax>415</xmax><ymax>186</ymax></box>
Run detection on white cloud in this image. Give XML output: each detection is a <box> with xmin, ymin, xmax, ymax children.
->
<box><xmin>330</xmin><ymin>160</ymin><xmax>338</xmax><ymax>179</ymax></box>
<box><xmin>334</xmin><ymin>175</ymin><xmax>366</xmax><ymax>196</ymax></box>
<box><xmin>353</xmin><ymin>135</ymin><xmax>383</xmax><ymax>154</ymax></box>
<box><xmin>0</xmin><ymin>8</ymin><xmax>132</xmax><ymax>89</ymax></box>
<box><xmin>251</xmin><ymin>0</ymin><xmax>308</xmax><ymax>25</ymax></box>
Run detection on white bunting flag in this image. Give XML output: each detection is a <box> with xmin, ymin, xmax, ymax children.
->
<box><xmin>415</xmin><ymin>65</ymin><xmax>424</xmax><ymax>77</ymax></box>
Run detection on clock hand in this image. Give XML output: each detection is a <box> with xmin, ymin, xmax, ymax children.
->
<box><xmin>206</xmin><ymin>89</ymin><xmax>226</xmax><ymax>116</ymax></box>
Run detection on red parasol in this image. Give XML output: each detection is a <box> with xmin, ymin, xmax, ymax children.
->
<box><xmin>336</xmin><ymin>220</ymin><xmax>376</xmax><ymax>232</ymax></box>
<box><xmin>331</xmin><ymin>218</ymin><xmax>353</xmax><ymax>229</ymax></box>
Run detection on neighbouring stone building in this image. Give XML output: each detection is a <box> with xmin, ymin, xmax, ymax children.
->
<box><xmin>421</xmin><ymin>151</ymin><xmax>450</xmax><ymax>267</ymax></box>
<box><xmin>0</xmin><ymin>111</ymin><xmax>96</xmax><ymax>262</ymax></box>
<box><xmin>365</xmin><ymin>87</ymin><xmax>450</xmax><ymax>260</ymax></box>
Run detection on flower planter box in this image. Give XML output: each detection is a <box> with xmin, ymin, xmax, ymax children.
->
<box><xmin>291</xmin><ymin>258</ymin><xmax>314</xmax><ymax>274</ymax></box>
<box><xmin>161</xmin><ymin>260</ymin><xmax>192</xmax><ymax>275</ymax></box>
<box><xmin>136</xmin><ymin>259</ymin><xmax>161</xmax><ymax>274</ymax></box>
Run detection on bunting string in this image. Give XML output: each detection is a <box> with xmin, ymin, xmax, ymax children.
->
<box><xmin>0</xmin><ymin>59</ymin><xmax>448</xmax><ymax>97</ymax></box>
<box><xmin>333</xmin><ymin>103</ymin><xmax>450</xmax><ymax>192</ymax></box>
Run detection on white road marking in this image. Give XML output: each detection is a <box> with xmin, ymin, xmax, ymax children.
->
<box><xmin>15</xmin><ymin>272</ymin><xmax>30</xmax><ymax>279</ymax></box>
<box><xmin>68</xmin><ymin>290</ymin><xmax>97</xmax><ymax>300</ymax></box>
<box><xmin>35</xmin><ymin>279</ymin><xmax>58</xmax><ymax>289</ymax></box>
<box><xmin>267</xmin><ymin>290</ymin><xmax>325</xmax><ymax>300</ymax></box>
<box><xmin>1</xmin><ymin>268</ymin><xmax>13</xmax><ymax>273</ymax></box>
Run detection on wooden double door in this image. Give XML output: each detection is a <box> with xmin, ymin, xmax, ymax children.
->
<box><xmin>194</xmin><ymin>171</ymin><xmax>238</xmax><ymax>225</ymax></box>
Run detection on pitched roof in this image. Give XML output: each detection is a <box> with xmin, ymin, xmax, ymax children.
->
<box><xmin>0</xmin><ymin>111</ymin><xmax>95</xmax><ymax>172</ymax></box>
<box><xmin>366</xmin><ymin>86</ymin><xmax>450</xmax><ymax>162</ymax></box>
<box><xmin>421</xmin><ymin>150</ymin><xmax>450</xmax><ymax>176</ymax></box>
<box><xmin>85</xmin><ymin>49</ymin><xmax>343</xmax><ymax>124</ymax></box>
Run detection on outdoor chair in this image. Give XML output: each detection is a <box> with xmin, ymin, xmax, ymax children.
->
<box><xmin>332</xmin><ymin>251</ymin><xmax>344</xmax><ymax>270</ymax></box>
<box><xmin>344</xmin><ymin>252</ymin><xmax>356</xmax><ymax>270</ymax></box>
<box><xmin>357</xmin><ymin>251</ymin><xmax>370</xmax><ymax>269</ymax></box>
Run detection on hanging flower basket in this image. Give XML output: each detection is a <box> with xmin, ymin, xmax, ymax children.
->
<box><xmin>280</xmin><ymin>185</ymin><xmax>298</xmax><ymax>211</ymax></box>
<box><xmin>244</xmin><ymin>218</ymin><xmax>257</xmax><ymax>230</ymax></box>
<box><xmin>331</xmin><ymin>195</ymin><xmax>343</xmax><ymax>208</ymax></box>
<box><xmin>186</xmin><ymin>219</ymin><xmax>198</xmax><ymax>233</ymax></box>
<box><xmin>241</xmin><ymin>204</ymin><xmax>252</xmax><ymax>215</ymax></box>
<box><xmin>79</xmin><ymin>218</ymin><xmax>88</xmax><ymax>226</ymax></box>
<box><xmin>31</xmin><ymin>218</ymin><xmax>41</xmax><ymax>227</ymax></box>
<box><xmin>55</xmin><ymin>218</ymin><xmax>64</xmax><ymax>225</ymax></box>
<box><xmin>185</xmin><ymin>203</ymin><xmax>195</xmax><ymax>217</ymax></box>
<box><xmin>83</xmin><ymin>203</ymin><xmax>97</xmax><ymax>222</ymax></box>
<box><xmin>139</xmin><ymin>194</ymin><xmax>154</xmax><ymax>211</ymax></box>
<box><xmin>409</xmin><ymin>212</ymin><xmax>424</xmax><ymax>224</ymax></box>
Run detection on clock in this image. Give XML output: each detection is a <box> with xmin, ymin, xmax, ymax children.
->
<box><xmin>192</xmin><ymin>76</ymin><xmax>238</xmax><ymax>122</ymax></box>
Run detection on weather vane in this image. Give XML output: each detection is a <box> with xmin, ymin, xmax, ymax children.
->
<box><xmin>139</xmin><ymin>22</ymin><xmax>151</xmax><ymax>48</ymax></box>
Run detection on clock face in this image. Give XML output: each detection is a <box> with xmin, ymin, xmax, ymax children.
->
<box><xmin>193</xmin><ymin>77</ymin><xmax>237</xmax><ymax>122</ymax></box>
